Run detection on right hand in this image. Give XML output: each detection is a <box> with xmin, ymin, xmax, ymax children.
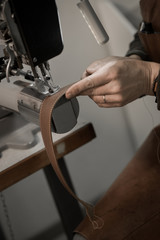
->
<box><xmin>66</xmin><ymin>56</ymin><xmax>160</xmax><ymax>108</ymax></box>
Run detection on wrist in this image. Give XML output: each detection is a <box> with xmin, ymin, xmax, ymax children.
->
<box><xmin>148</xmin><ymin>62</ymin><xmax>160</xmax><ymax>96</ymax></box>
<box><xmin>128</xmin><ymin>54</ymin><xmax>142</xmax><ymax>60</ymax></box>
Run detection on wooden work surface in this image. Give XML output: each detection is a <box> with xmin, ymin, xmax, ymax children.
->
<box><xmin>0</xmin><ymin>121</ymin><xmax>96</xmax><ymax>191</ymax></box>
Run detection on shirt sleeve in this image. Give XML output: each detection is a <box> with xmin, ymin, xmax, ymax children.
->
<box><xmin>125</xmin><ymin>32</ymin><xmax>150</xmax><ymax>61</ymax></box>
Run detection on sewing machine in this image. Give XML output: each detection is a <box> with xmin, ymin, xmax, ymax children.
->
<box><xmin>0</xmin><ymin>0</ymin><xmax>109</xmax><ymax>135</ymax></box>
<box><xmin>0</xmin><ymin>0</ymin><xmax>79</xmax><ymax>135</ymax></box>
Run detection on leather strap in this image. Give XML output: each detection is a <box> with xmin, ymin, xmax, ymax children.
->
<box><xmin>40</xmin><ymin>85</ymin><xmax>103</xmax><ymax>229</ymax></box>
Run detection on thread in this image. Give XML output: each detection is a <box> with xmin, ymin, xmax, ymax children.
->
<box><xmin>91</xmin><ymin>215</ymin><xmax>104</xmax><ymax>230</ymax></box>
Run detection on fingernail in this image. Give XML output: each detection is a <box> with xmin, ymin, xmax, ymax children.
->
<box><xmin>66</xmin><ymin>92</ymin><xmax>72</xmax><ymax>99</ymax></box>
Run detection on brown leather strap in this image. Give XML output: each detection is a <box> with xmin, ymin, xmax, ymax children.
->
<box><xmin>40</xmin><ymin>85</ymin><xmax>103</xmax><ymax>229</ymax></box>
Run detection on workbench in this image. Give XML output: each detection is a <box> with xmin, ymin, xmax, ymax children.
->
<box><xmin>0</xmin><ymin>113</ymin><xmax>96</xmax><ymax>239</ymax></box>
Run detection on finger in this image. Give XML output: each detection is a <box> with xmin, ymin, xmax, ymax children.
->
<box><xmin>81</xmin><ymin>70</ymin><xmax>90</xmax><ymax>79</ymax></box>
<box><xmin>81</xmin><ymin>61</ymin><xmax>102</xmax><ymax>79</ymax></box>
<box><xmin>90</xmin><ymin>94</ymin><xmax>125</xmax><ymax>105</ymax></box>
<box><xmin>84</xmin><ymin>61</ymin><xmax>103</xmax><ymax>76</ymax></box>
<box><xmin>98</xmin><ymin>102</ymin><xmax>123</xmax><ymax>108</ymax></box>
<box><xmin>66</xmin><ymin>71</ymin><xmax>108</xmax><ymax>99</ymax></box>
<box><xmin>80</xmin><ymin>83</ymin><xmax>114</xmax><ymax>96</ymax></box>
<box><xmin>66</xmin><ymin>76</ymin><xmax>95</xmax><ymax>99</ymax></box>
<box><xmin>65</xmin><ymin>60</ymin><xmax>117</xmax><ymax>99</ymax></box>
<box><xmin>90</xmin><ymin>95</ymin><xmax>124</xmax><ymax>108</ymax></box>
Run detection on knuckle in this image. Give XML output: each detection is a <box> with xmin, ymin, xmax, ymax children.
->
<box><xmin>118</xmin><ymin>94</ymin><xmax>124</xmax><ymax>103</ymax></box>
<box><xmin>89</xmin><ymin>88</ymin><xmax>95</xmax><ymax>95</ymax></box>
<box><xmin>110</xmin><ymin>83</ymin><xmax>122</xmax><ymax>94</ymax></box>
<box><xmin>85</xmin><ymin>78</ymin><xmax>94</xmax><ymax>89</ymax></box>
<box><xmin>118</xmin><ymin>99</ymin><xmax>126</xmax><ymax>107</ymax></box>
<box><xmin>90</xmin><ymin>95</ymin><xmax>96</xmax><ymax>101</ymax></box>
<box><xmin>75</xmin><ymin>87</ymin><xmax>81</xmax><ymax>95</ymax></box>
<box><xmin>100</xmin><ymin>102</ymin><xmax>108</xmax><ymax>108</ymax></box>
<box><xmin>98</xmin><ymin>103</ymin><xmax>104</xmax><ymax>108</ymax></box>
<box><xmin>117</xmin><ymin>94</ymin><xmax>126</xmax><ymax>106</ymax></box>
<box><xmin>110</xmin><ymin>61</ymin><xmax>124</xmax><ymax>77</ymax></box>
<box><xmin>115</xmin><ymin>102</ymin><xmax>123</xmax><ymax>107</ymax></box>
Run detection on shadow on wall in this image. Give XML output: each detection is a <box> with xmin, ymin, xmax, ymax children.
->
<box><xmin>113</xmin><ymin>0</ymin><xmax>141</xmax><ymax>29</ymax></box>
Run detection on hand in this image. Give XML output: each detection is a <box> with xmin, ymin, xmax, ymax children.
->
<box><xmin>65</xmin><ymin>56</ymin><xmax>160</xmax><ymax>108</ymax></box>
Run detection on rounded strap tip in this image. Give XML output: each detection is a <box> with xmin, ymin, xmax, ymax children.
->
<box><xmin>85</xmin><ymin>204</ymin><xmax>104</xmax><ymax>230</ymax></box>
<box><xmin>91</xmin><ymin>215</ymin><xmax>104</xmax><ymax>230</ymax></box>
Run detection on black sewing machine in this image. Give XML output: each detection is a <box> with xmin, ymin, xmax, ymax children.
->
<box><xmin>0</xmin><ymin>0</ymin><xmax>108</xmax><ymax>136</ymax></box>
